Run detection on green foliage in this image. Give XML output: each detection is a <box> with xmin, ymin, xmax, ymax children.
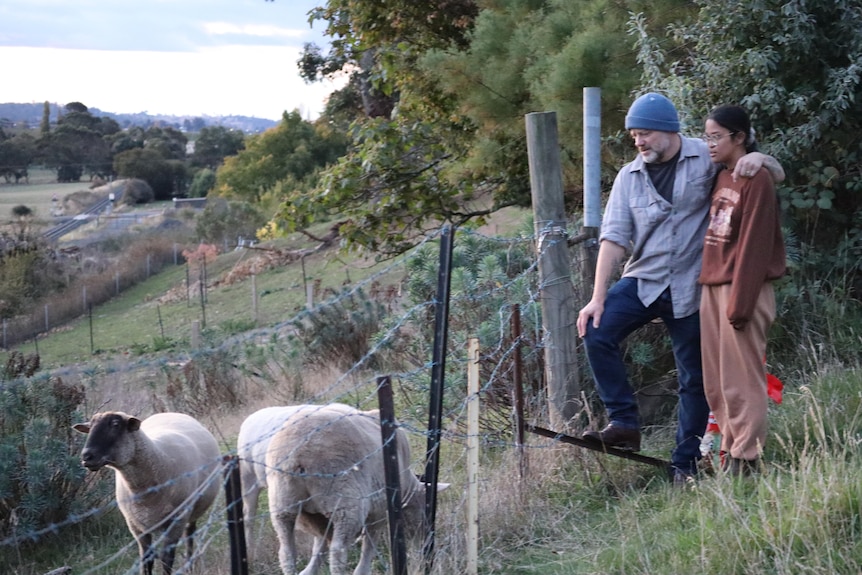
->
<box><xmin>303</xmin><ymin>116</ymin><xmax>500</xmax><ymax>256</ymax></box>
<box><xmin>39</xmin><ymin>104</ymin><xmax>118</xmax><ymax>181</ymax></box>
<box><xmin>190</xmin><ymin>126</ymin><xmax>245</xmax><ymax>170</ymax></box>
<box><xmin>118</xmin><ymin>178</ymin><xmax>155</xmax><ymax>205</ymax></box>
<box><xmin>10</xmin><ymin>204</ymin><xmax>33</xmax><ymax>238</ymax></box>
<box><xmin>401</xmin><ymin>229</ymin><xmax>545</xmax><ymax>413</ymax></box>
<box><xmin>129</xmin><ymin>335</ymin><xmax>178</xmax><ymax>355</ymax></box>
<box><xmin>142</xmin><ymin>126</ymin><xmax>188</xmax><ymax>161</ymax></box>
<box><xmin>188</xmin><ymin>168</ymin><xmax>216</xmax><ymax>198</ymax></box>
<box><xmin>214</xmin><ymin>110</ymin><xmax>346</xmax><ymax>208</ymax></box>
<box><xmin>294</xmin><ymin>1</ymin><xmax>693</xmax><ymax>254</ymax></box>
<box><xmin>304</xmin><ymin>0</ymin><xmax>477</xmax><ymax>120</ymax></box>
<box><xmin>10</xmin><ymin>205</ymin><xmax>31</xmax><ymax>217</ymax></box>
<box><xmin>195</xmin><ymin>198</ymin><xmax>266</xmax><ymax>244</ymax></box>
<box><xmin>0</xmin><ymin>245</ymin><xmax>65</xmax><ymax>320</ymax></box>
<box><xmin>0</xmin><ymin>361</ymin><xmax>100</xmax><ymax>541</ymax></box>
<box><xmin>113</xmin><ymin>148</ymin><xmax>182</xmax><ymax>200</ymax></box>
<box><xmin>635</xmin><ymin>0</ymin><xmax>862</xmax><ymax>290</ymax></box>
<box><xmin>217</xmin><ymin>318</ymin><xmax>257</xmax><ymax>336</ymax></box>
<box><xmin>0</xmin><ymin>132</ymin><xmax>36</xmax><ymax>182</ymax></box>
<box><xmin>290</xmin><ymin>288</ymin><xmax>389</xmax><ymax>370</ymax></box>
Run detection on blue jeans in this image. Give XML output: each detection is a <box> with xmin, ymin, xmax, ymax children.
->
<box><xmin>583</xmin><ymin>277</ymin><xmax>709</xmax><ymax>474</ymax></box>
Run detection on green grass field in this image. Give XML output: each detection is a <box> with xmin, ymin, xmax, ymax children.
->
<box><xmin>0</xmin><ymin>167</ymin><xmax>93</xmax><ymax>222</ymax></box>
<box><xmin>7</xmin><ymin>233</ymin><xmax>406</xmax><ymax>368</ymax></box>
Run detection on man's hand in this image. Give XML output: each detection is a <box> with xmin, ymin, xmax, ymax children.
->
<box><xmin>577</xmin><ymin>300</ymin><xmax>604</xmax><ymax>338</ymax></box>
<box><xmin>733</xmin><ymin>152</ymin><xmax>785</xmax><ymax>183</ymax></box>
<box><xmin>732</xmin><ymin>153</ymin><xmax>764</xmax><ymax>182</ymax></box>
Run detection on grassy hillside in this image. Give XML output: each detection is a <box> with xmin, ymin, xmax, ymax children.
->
<box><xmin>3</xmin><ymin>209</ymin><xmax>862</xmax><ymax>575</ymax></box>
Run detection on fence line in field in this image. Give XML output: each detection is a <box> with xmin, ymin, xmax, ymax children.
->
<box><xmin>1</xmin><ymin>224</ymin><xmax>617</xmax><ymax>575</ymax></box>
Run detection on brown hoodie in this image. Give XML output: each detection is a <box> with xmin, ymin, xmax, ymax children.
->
<box><xmin>699</xmin><ymin>167</ymin><xmax>786</xmax><ymax>324</ymax></box>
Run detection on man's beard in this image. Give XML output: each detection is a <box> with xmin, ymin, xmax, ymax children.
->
<box><xmin>641</xmin><ymin>149</ymin><xmax>661</xmax><ymax>163</ymax></box>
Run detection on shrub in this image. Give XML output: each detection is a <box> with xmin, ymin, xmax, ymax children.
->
<box><xmin>119</xmin><ymin>178</ymin><xmax>154</xmax><ymax>205</ymax></box>
<box><xmin>195</xmin><ymin>198</ymin><xmax>266</xmax><ymax>245</ymax></box>
<box><xmin>402</xmin><ymin>231</ymin><xmax>545</xmax><ymax>412</ymax></box>
<box><xmin>114</xmin><ymin>149</ymin><xmax>178</xmax><ymax>200</ymax></box>
<box><xmin>291</xmin><ymin>288</ymin><xmax>389</xmax><ymax>370</ymax></box>
<box><xmin>0</xmin><ymin>354</ymin><xmax>103</xmax><ymax>542</ymax></box>
<box><xmin>188</xmin><ymin>168</ymin><xmax>216</xmax><ymax>198</ymax></box>
<box><xmin>163</xmin><ymin>350</ymin><xmax>245</xmax><ymax>416</ymax></box>
<box><xmin>0</xmin><ymin>241</ymin><xmax>65</xmax><ymax>320</ymax></box>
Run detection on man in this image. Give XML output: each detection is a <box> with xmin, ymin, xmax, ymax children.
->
<box><xmin>576</xmin><ymin>93</ymin><xmax>784</xmax><ymax>484</ymax></box>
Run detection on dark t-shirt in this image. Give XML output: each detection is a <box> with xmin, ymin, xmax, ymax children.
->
<box><xmin>646</xmin><ymin>149</ymin><xmax>681</xmax><ymax>203</ymax></box>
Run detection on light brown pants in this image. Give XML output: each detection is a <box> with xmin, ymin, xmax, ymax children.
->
<box><xmin>700</xmin><ymin>283</ymin><xmax>776</xmax><ymax>461</ymax></box>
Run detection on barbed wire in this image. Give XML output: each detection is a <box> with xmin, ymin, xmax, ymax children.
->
<box><xmin>1</xmin><ymin>222</ymin><xmax>596</xmax><ymax>574</ymax></box>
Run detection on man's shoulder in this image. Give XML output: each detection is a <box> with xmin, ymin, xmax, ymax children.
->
<box><xmin>620</xmin><ymin>155</ymin><xmax>644</xmax><ymax>175</ymax></box>
<box><xmin>680</xmin><ymin>135</ymin><xmax>709</xmax><ymax>156</ymax></box>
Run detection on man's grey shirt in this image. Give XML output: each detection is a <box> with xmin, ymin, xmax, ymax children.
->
<box><xmin>600</xmin><ymin>136</ymin><xmax>716</xmax><ymax>318</ymax></box>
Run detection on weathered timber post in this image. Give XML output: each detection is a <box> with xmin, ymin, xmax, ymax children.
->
<box><xmin>525</xmin><ymin>111</ymin><xmax>581</xmax><ymax>430</ymax></box>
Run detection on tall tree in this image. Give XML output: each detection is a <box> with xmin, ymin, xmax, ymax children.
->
<box><xmin>143</xmin><ymin>126</ymin><xmax>187</xmax><ymax>161</ymax></box>
<box><xmin>39</xmin><ymin>101</ymin><xmax>51</xmax><ymax>136</ymax></box>
<box><xmin>190</xmin><ymin>126</ymin><xmax>245</xmax><ymax>170</ymax></box>
<box><xmin>39</xmin><ymin>103</ymin><xmax>119</xmax><ymax>181</ymax></box>
<box><xmin>0</xmin><ymin>133</ymin><xmax>36</xmax><ymax>183</ymax></box>
<box><xmin>279</xmin><ymin>0</ymin><xmax>691</xmax><ymax>254</ymax></box>
<box><xmin>214</xmin><ymin>110</ymin><xmax>346</xmax><ymax>207</ymax></box>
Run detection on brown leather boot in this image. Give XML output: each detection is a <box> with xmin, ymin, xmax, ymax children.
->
<box><xmin>582</xmin><ymin>423</ymin><xmax>641</xmax><ymax>451</ymax></box>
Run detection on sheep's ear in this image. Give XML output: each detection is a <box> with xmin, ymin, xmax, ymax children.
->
<box><xmin>127</xmin><ymin>417</ymin><xmax>142</xmax><ymax>432</ymax></box>
<box><xmin>72</xmin><ymin>423</ymin><xmax>90</xmax><ymax>434</ymax></box>
<box><xmin>436</xmin><ymin>482</ymin><xmax>451</xmax><ymax>492</ymax></box>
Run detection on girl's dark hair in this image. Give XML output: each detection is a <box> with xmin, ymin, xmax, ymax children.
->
<box><xmin>707</xmin><ymin>104</ymin><xmax>759</xmax><ymax>153</ymax></box>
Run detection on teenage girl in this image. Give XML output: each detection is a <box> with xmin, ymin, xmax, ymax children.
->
<box><xmin>698</xmin><ymin>104</ymin><xmax>786</xmax><ymax>476</ymax></box>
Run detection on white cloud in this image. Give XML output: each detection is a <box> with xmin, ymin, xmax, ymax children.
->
<box><xmin>0</xmin><ymin>0</ymin><xmax>339</xmax><ymax>120</ymax></box>
<box><xmin>0</xmin><ymin>45</ymin><xmax>344</xmax><ymax>121</ymax></box>
<box><xmin>203</xmin><ymin>22</ymin><xmax>306</xmax><ymax>39</ymax></box>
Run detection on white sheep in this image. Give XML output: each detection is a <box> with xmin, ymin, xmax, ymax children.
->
<box><xmin>73</xmin><ymin>411</ymin><xmax>222</xmax><ymax>575</ymax></box>
<box><xmin>265</xmin><ymin>403</ymin><xmax>448</xmax><ymax>575</ymax></box>
<box><xmin>236</xmin><ymin>403</ymin><xmax>358</xmax><ymax>566</ymax></box>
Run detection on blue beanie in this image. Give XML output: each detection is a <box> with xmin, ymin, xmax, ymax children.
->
<box><xmin>625</xmin><ymin>93</ymin><xmax>680</xmax><ymax>132</ymax></box>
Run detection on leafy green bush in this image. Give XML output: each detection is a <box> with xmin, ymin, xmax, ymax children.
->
<box><xmin>188</xmin><ymin>168</ymin><xmax>216</xmax><ymax>198</ymax></box>
<box><xmin>195</xmin><ymin>198</ymin><xmax>266</xmax><ymax>245</ymax></box>
<box><xmin>400</xmin><ymin>230</ymin><xmax>547</xmax><ymax>428</ymax></box>
<box><xmin>118</xmin><ymin>178</ymin><xmax>155</xmax><ymax>205</ymax></box>
<box><xmin>0</xmin><ymin>354</ymin><xmax>103</xmax><ymax>541</ymax></box>
<box><xmin>0</xmin><ymin>239</ymin><xmax>66</xmax><ymax>321</ymax></box>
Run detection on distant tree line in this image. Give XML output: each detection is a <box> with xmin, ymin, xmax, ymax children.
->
<box><xmin>0</xmin><ymin>101</ymin><xmax>247</xmax><ymax>200</ymax></box>
<box><xmin>0</xmin><ymin>102</ymin><xmax>277</xmax><ymax>134</ymax></box>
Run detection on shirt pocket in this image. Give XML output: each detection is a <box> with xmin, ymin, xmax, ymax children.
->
<box><xmin>678</xmin><ymin>174</ymin><xmax>714</xmax><ymax>209</ymax></box>
<box><xmin>630</xmin><ymin>193</ymin><xmax>668</xmax><ymax>225</ymax></box>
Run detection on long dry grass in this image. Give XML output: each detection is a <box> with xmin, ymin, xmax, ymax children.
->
<box><xmin>7</xmin><ymin>347</ymin><xmax>862</xmax><ymax>574</ymax></box>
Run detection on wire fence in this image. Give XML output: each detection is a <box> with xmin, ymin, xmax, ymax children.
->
<box><xmin>0</xmin><ymin>224</ymin><xmax>683</xmax><ymax>575</ymax></box>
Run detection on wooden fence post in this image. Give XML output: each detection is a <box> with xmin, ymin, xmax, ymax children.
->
<box><xmin>525</xmin><ymin>111</ymin><xmax>581</xmax><ymax>430</ymax></box>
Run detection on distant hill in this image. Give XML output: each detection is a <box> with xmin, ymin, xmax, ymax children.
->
<box><xmin>0</xmin><ymin>102</ymin><xmax>279</xmax><ymax>134</ymax></box>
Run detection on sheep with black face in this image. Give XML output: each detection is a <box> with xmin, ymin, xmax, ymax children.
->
<box><xmin>73</xmin><ymin>411</ymin><xmax>221</xmax><ymax>575</ymax></box>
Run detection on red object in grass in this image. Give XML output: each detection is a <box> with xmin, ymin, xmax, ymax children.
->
<box><xmin>767</xmin><ymin>372</ymin><xmax>783</xmax><ymax>404</ymax></box>
<box><xmin>704</xmin><ymin>370</ymin><xmax>783</xmax><ymax>436</ymax></box>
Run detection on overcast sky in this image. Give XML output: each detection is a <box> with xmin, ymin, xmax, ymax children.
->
<box><xmin>0</xmin><ymin>0</ymin><xmax>344</xmax><ymax>121</ymax></box>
